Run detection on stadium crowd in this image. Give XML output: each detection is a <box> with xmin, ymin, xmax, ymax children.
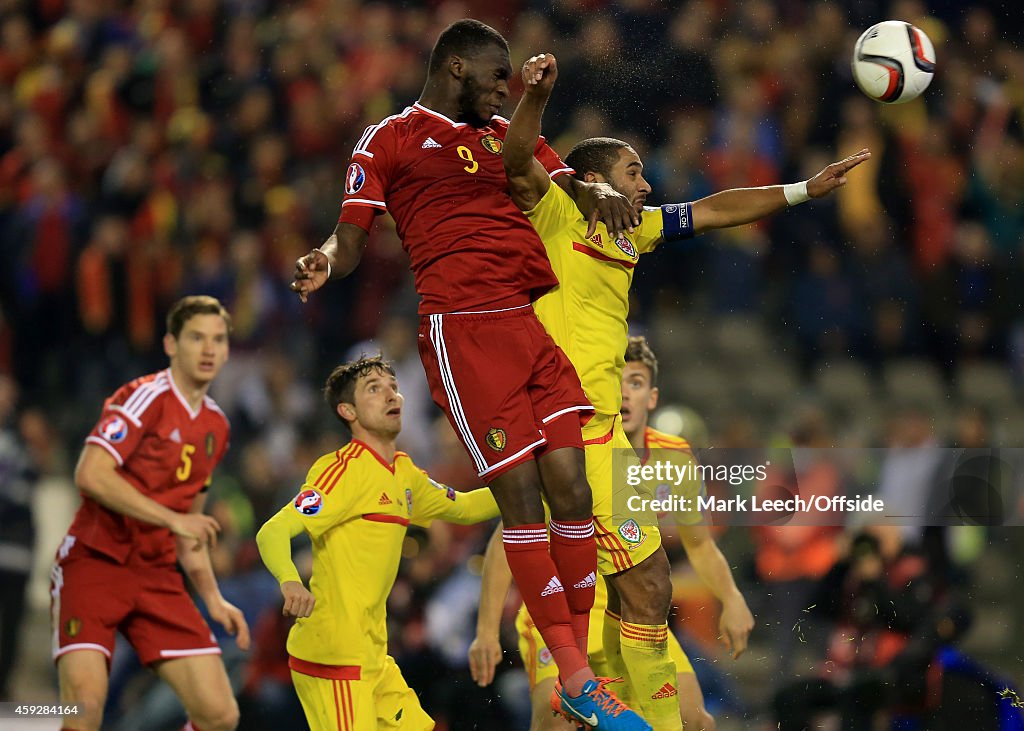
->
<box><xmin>1</xmin><ymin>0</ymin><xmax>1023</xmax><ymax>728</ymax></box>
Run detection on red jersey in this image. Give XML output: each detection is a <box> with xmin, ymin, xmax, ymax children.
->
<box><xmin>69</xmin><ymin>369</ymin><xmax>230</xmax><ymax>566</ymax></box>
<box><xmin>338</xmin><ymin>103</ymin><xmax>573</xmax><ymax>314</ymax></box>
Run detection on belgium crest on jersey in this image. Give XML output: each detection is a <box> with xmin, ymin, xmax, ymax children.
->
<box><xmin>485</xmin><ymin>427</ymin><xmax>507</xmax><ymax>452</ymax></box>
<box><xmin>205</xmin><ymin>432</ymin><xmax>216</xmax><ymax>457</ymax></box>
<box><xmin>480</xmin><ymin>135</ymin><xmax>503</xmax><ymax>155</ymax></box>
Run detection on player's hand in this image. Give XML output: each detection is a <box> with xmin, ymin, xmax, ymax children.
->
<box><xmin>208</xmin><ymin>597</ymin><xmax>251</xmax><ymax>651</ymax></box>
<box><xmin>718</xmin><ymin>595</ymin><xmax>755</xmax><ymax>659</ymax></box>
<box><xmin>281</xmin><ymin>580</ymin><xmax>316</xmax><ymax>618</ymax></box>
<box><xmin>806</xmin><ymin>148</ymin><xmax>871</xmax><ymax>198</ymax></box>
<box><xmin>468</xmin><ymin>633</ymin><xmax>503</xmax><ymax>687</ymax></box>
<box><xmin>522</xmin><ymin>53</ymin><xmax>557</xmax><ymax>96</ymax></box>
<box><xmin>290</xmin><ymin>248</ymin><xmax>331</xmax><ymax>303</ymax></box>
<box><xmin>169</xmin><ymin>512</ymin><xmax>221</xmax><ymax>552</ymax></box>
<box><xmin>579</xmin><ymin>181</ymin><xmax>638</xmax><ymax>239</ymax></box>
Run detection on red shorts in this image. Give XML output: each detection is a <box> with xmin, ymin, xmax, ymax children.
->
<box><xmin>50</xmin><ymin>539</ymin><xmax>220</xmax><ymax>666</ymax></box>
<box><xmin>418</xmin><ymin>304</ymin><xmax>592</xmax><ymax>478</ymax></box>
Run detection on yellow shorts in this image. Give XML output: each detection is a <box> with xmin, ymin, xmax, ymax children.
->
<box><xmin>290</xmin><ymin>655</ymin><xmax>433</xmax><ymax>731</ymax></box>
<box><xmin>584</xmin><ymin>414</ymin><xmax>662</xmax><ymax>576</ymax></box>
<box><xmin>515</xmin><ymin>584</ymin><xmax>694</xmax><ymax>689</ymax></box>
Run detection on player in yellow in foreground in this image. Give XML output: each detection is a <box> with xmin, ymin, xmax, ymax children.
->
<box><xmin>479</xmin><ymin>52</ymin><xmax>869</xmax><ymax>730</ymax></box>
<box><xmin>256</xmin><ymin>356</ymin><xmax>499</xmax><ymax>730</ymax></box>
<box><xmin>471</xmin><ymin>338</ymin><xmax>753</xmax><ymax>730</ymax></box>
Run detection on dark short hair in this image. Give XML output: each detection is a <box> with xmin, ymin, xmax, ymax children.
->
<box><xmin>323</xmin><ymin>355</ymin><xmax>396</xmax><ymax>423</ymax></box>
<box><xmin>624</xmin><ymin>335</ymin><xmax>659</xmax><ymax>387</ymax></box>
<box><xmin>166</xmin><ymin>296</ymin><xmax>232</xmax><ymax>338</ymax></box>
<box><xmin>566</xmin><ymin>137</ymin><xmax>632</xmax><ymax>180</ymax></box>
<box><xmin>428</xmin><ymin>19</ymin><xmax>508</xmax><ymax>75</ymax></box>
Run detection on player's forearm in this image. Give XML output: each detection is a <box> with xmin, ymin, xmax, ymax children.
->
<box><xmin>505</xmin><ymin>90</ymin><xmax>548</xmax><ymax>177</ymax></box>
<box><xmin>255</xmin><ymin>510</ymin><xmax>303</xmax><ymax>585</ymax></box>
<box><xmin>477</xmin><ymin>524</ymin><xmax>513</xmax><ymax>637</ymax></box>
<box><xmin>685</xmin><ymin>538</ymin><xmax>744</xmax><ymax>605</ymax></box>
<box><xmin>322</xmin><ymin>223</ymin><xmax>368</xmax><ymax>280</ymax></box>
<box><xmin>178</xmin><ymin>543</ymin><xmax>224</xmax><ymax>606</ymax></box>
<box><xmin>690</xmin><ymin>186</ymin><xmax>790</xmax><ymax>234</ymax></box>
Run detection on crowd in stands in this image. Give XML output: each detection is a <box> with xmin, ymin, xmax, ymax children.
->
<box><xmin>2</xmin><ymin>0</ymin><xmax>1023</xmax><ymax>728</ymax></box>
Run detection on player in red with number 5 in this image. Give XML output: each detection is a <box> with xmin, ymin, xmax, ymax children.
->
<box><xmin>51</xmin><ymin>296</ymin><xmax>247</xmax><ymax>731</ymax></box>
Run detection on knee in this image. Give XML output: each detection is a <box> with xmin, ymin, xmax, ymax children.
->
<box><xmin>541</xmin><ymin>457</ymin><xmax>592</xmax><ymax>520</ymax></box>
<box><xmin>616</xmin><ymin>550</ymin><xmax>672</xmax><ymax>622</ymax></box>
<box><xmin>60</xmin><ymin>679</ymin><xmax>106</xmax><ymax>730</ymax></box>
<box><xmin>192</xmin><ymin>698</ymin><xmax>240</xmax><ymax>731</ymax></box>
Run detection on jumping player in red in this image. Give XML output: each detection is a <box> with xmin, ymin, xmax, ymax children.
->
<box><xmin>52</xmin><ymin>296</ymin><xmax>248</xmax><ymax>731</ymax></box>
<box><xmin>290</xmin><ymin>19</ymin><xmax>648</xmax><ymax>729</ymax></box>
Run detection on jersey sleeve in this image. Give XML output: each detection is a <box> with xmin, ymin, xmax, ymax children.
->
<box><xmin>409</xmin><ymin>472</ymin><xmax>499</xmax><ymax>528</ymax></box>
<box><xmin>284</xmin><ymin>455</ymin><xmax>362</xmax><ymax>540</ymax></box>
<box><xmin>255</xmin><ymin>504</ymin><xmax>304</xmax><ymax>586</ymax></box>
<box><xmin>338</xmin><ymin>120</ymin><xmax>398</xmax><ymax>231</ymax></box>
<box><xmin>84</xmin><ymin>383</ymin><xmax>162</xmax><ymax>466</ymax></box>
<box><xmin>635</xmin><ymin>206</ymin><xmax>667</xmax><ymax>254</ymax></box>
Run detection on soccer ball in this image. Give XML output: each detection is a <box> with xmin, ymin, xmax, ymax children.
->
<box><xmin>852</xmin><ymin>20</ymin><xmax>935</xmax><ymax>104</ymax></box>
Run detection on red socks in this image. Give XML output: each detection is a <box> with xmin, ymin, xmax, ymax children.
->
<box><xmin>502</xmin><ymin>524</ymin><xmax>587</xmax><ymax>683</ymax></box>
<box><xmin>549</xmin><ymin>518</ymin><xmax>597</xmax><ymax>656</ymax></box>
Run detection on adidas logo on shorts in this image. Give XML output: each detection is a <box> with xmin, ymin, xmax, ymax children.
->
<box><xmin>573</xmin><ymin>571</ymin><xmax>597</xmax><ymax>589</ymax></box>
<box><xmin>651</xmin><ymin>682</ymin><xmax>678</xmax><ymax>699</ymax></box>
<box><xmin>540</xmin><ymin>576</ymin><xmax>564</xmax><ymax>596</ymax></box>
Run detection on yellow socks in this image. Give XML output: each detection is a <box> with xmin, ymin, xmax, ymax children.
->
<box><xmin>619</xmin><ymin>620</ymin><xmax>682</xmax><ymax>731</ymax></box>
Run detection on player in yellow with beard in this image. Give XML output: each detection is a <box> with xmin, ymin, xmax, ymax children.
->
<box><xmin>470</xmin><ymin>53</ymin><xmax>868</xmax><ymax>730</ymax></box>
<box><xmin>257</xmin><ymin>356</ymin><xmax>499</xmax><ymax>730</ymax></box>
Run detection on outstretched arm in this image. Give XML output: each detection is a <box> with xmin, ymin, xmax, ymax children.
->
<box><xmin>290</xmin><ymin>222</ymin><xmax>369</xmax><ymax>303</ymax></box>
<box><xmin>468</xmin><ymin>523</ymin><xmax>512</xmax><ymax>687</ymax></box>
<box><xmin>689</xmin><ymin>149</ymin><xmax>870</xmax><ymax>234</ymax></box>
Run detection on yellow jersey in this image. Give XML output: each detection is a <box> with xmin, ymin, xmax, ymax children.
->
<box><xmin>643</xmin><ymin>426</ymin><xmax>703</xmax><ymax>528</ymax></box>
<box><xmin>256</xmin><ymin>439</ymin><xmax>499</xmax><ymax>672</ymax></box>
<box><xmin>529</xmin><ymin>183</ymin><xmax>664</xmax><ymax>416</ymax></box>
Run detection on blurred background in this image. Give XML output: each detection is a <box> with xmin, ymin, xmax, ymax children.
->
<box><xmin>1</xmin><ymin>0</ymin><xmax>1023</xmax><ymax>728</ymax></box>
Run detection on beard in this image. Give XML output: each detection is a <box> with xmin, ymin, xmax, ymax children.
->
<box><xmin>456</xmin><ymin>76</ymin><xmax>492</xmax><ymax>128</ymax></box>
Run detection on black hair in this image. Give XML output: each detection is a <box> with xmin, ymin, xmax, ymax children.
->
<box><xmin>565</xmin><ymin>137</ymin><xmax>632</xmax><ymax>180</ymax></box>
<box><xmin>428</xmin><ymin>19</ymin><xmax>508</xmax><ymax>75</ymax></box>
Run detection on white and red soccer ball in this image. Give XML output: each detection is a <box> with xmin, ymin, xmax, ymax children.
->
<box><xmin>852</xmin><ymin>20</ymin><xmax>936</xmax><ymax>104</ymax></box>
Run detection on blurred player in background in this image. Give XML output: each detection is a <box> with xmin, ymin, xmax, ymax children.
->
<box><xmin>471</xmin><ymin>337</ymin><xmax>753</xmax><ymax>730</ymax></box>
<box><xmin>491</xmin><ymin>51</ymin><xmax>866</xmax><ymax>729</ymax></box>
<box><xmin>52</xmin><ymin>295</ymin><xmax>248</xmax><ymax>731</ymax></box>
<box><xmin>289</xmin><ymin>18</ymin><xmax>647</xmax><ymax>728</ymax></box>
<box><xmin>255</xmin><ymin>355</ymin><xmax>500</xmax><ymax>730</ymax></box>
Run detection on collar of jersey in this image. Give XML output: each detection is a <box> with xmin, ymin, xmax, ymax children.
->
<box><xmin>412</xmin><ymin>102</ymin><xmax>467</xmax><ymax>129</ymax></box>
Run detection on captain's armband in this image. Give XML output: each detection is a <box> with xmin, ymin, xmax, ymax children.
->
<box><xmin>660</xmin><ymin>202</ymin><xmax>694</xmax><ymax>241</ymax></box>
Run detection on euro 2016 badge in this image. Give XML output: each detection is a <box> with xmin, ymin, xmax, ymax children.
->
<box><xmin>618</xmin><ymin>518</ymin><xmax>646</xmax><ymax>550</ymax></box>
<box><xmin>294</xmin><ymin>489</ymin><xmax>323</xmax><ymax>516</ymax></box>
<box><xmin>99</xmin><ymin>415</ymin><xmax>128</xmax><ymax>443</ymax></box>
<box><xmin>345</xmin><ymin>162</ymin><xmax>365</xmax><ymax>195</ymax></box>
<box><xmin>405</xmin><ymin>488</ymin><xmax>413</xmax><ymax>516</ymax></box>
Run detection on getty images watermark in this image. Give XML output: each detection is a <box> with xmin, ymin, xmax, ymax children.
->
<box><xmin>610</xmin><ymin>447</ymin><xmax>1024</xmax><ymax>528</ymax></box>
